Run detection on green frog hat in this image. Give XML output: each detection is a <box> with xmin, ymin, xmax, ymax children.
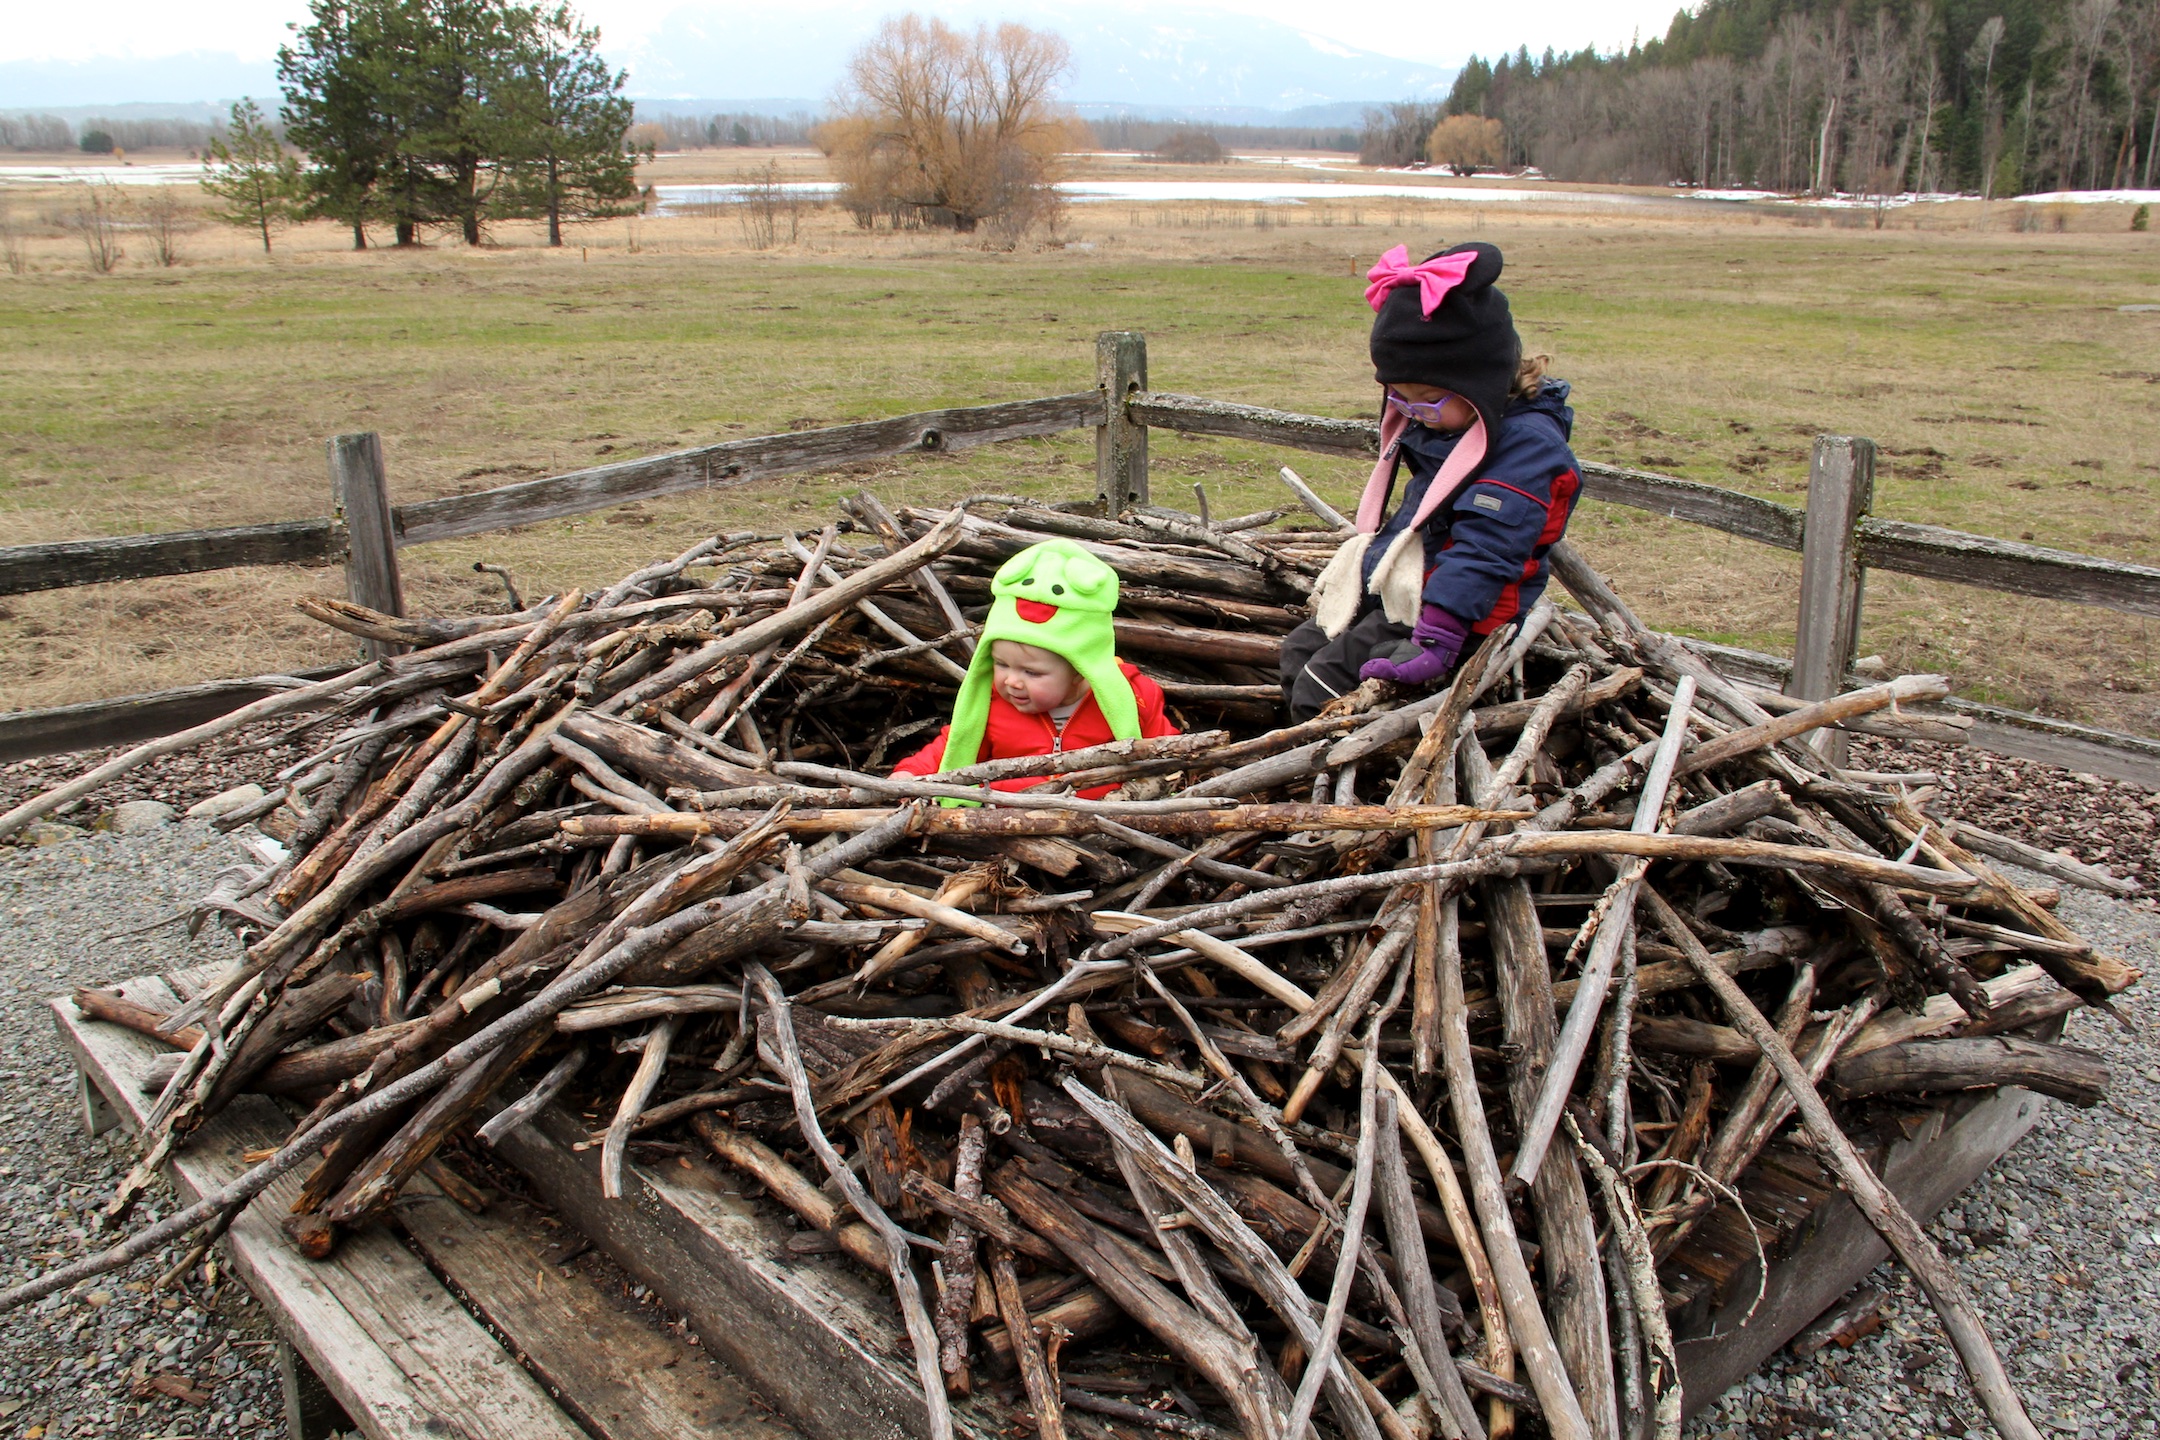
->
<box><xmin>936</xmin><ymin>538</ymin><xmax>1141</xmax><ymax>772</ymax></box>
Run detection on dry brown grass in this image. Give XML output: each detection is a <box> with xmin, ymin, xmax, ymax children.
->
<box><xmin>1</xmin><ymin>150</ymin><xmax>2156</xmax><ymax>736</ymax></box>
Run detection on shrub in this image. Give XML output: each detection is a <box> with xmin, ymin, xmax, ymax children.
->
<box><xmin>1155</xmin><ymin>130</ymin><xmax>1222</xmax><ymax>164</ymax></box>
<box><xmin>1427</xmin><ymin>115</ymin><xmax>1506</xmax><ymax>174</ymax></box>
<box><xmin>79</xmin><ymin>129</ymin><xmax>115</xmax><ymax>155</ymax></box>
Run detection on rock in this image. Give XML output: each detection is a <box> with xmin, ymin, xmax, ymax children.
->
<box><xmin>94</xmin><ymin>801</ymin><xmax>177</xmax><ymax>834</ymax></box>
<box><xmin>185</xmin><ymin>785</ymin><xmax>267</xmax><ymax>822</ymax></box>
<box><xmin>20</xmin><ymin>822</ymin><xmax>88</xmax><ymax>847</ymax></box>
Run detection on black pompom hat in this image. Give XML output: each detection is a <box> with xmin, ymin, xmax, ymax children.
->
<box><xmin>1367</xmin><ymin>240</ymin><xmax>1522</xmax><ymax>443</ymax></box>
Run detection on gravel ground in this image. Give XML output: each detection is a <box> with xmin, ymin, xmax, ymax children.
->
<box><xmin>1684</xmin><ymin>880</ymin><xmax>2160</xmax><ymax>1440</ymax></box>
<box><xmin>0</xmin><ymin>764</ymin><xmax>2153</xmax><ymax>1439</ymax></box>
<box><xmin>0</xmin><ymin>820</ymin><xmax>284</xmax><ymax>1440</ymax></box>
<box><xmin>0</xmin><ymin>721</ymin><xmax>313</xmax><ymax>832</ymax></box>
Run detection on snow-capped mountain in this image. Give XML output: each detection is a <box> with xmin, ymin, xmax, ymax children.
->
<box><xmin>621</xmin><ymin>1</ymin><xmax>1455</xmax><ymax>110</ymax></box>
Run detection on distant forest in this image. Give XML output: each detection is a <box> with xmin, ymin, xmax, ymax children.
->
<box><xmin>1363</xmin><ymin>0</ymin><xmax>2158</xmax><ymax>195</ymax></box>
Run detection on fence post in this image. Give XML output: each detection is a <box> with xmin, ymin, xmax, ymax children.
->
<box><xmin>1095</xmin><ymin>331</ymin><xmax>1148</xmax><ymax>513</ymax></box>
<box><xmin>329</xmin><ymin>432</ymin><xmax>405</xmax><ymax>660</ymax></box>
<box><xmin>1788</xmin><ymin>434</ymin><xmax>1876</xmax><ymax>761</ymax></box>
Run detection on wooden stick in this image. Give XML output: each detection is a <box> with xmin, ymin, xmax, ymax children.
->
<box><xmin>987</xmin><ymin>1242</ymin><xmax>1068</xmax><ymax>1440</ymax></box>
<box><xmin>0</xmin><ymin>661</ymin><xmax>386</xmax><ymax>841</ymax></box>
<box><xmin>1436</xmin><ymin>893</ymin><xmax>1586</xmax><ymax>1440</ymax></box>
<box><xmin>1673</xmin><ymin>674</ymin><xmax>1948</xmax><ymax>776</ymax></box>
<box><xmin>1</xmin><ymin>811</ymin><xmax>911</xmax><ymax>1315</ymax></box>
<box><xmin>995</xmin><ymin>1167</ymin><xmax>1302</xmax><ymax>1440</ymax></box>
<box><xmin>857</xmin><ymin>868</ymin><xmax>992</xmax><ymax>987</ymax></box>
<box><xmin>1508</xmin><ymin>675</ymin><xmax>1695</xmax><ymax>1188</ymax></box>
<box><xmin>825</xmin><ymin>879</ymin><xmax>1027</xmax><ymax>954</ymax></box>
<box><xmin>934</xmin><ymin>1115</ymin><xmax>987</xmax><ymax>1395</ymax></box>
<box><xmin>1056</xmin><ymin>1079</ymin><xmax>1382</xmax><ymax>1440</ymax></box>
<box><xmin>826</xmin><ymin>1015</ymin><xmax>1211</xmax><ymax>1093</ymax></box>
<box><xmin>601</xmin><ymin>1017</ymin><xmax>678</xmax><ymax>1200</ymax></box>
<box><xmin>566</xmin><ymin>801</ymin><xmax>1525</xmax><ymax>840</ymax></box>
<box><xmin>1641</xmin><ymin>888</ymin><xmax>2045</xmax><ymax>1440</ymax></box>
<box><xmin>1372</xmin><ymin>1095</ymin><xmax>1483</xmax><ymax>1440</ymax></box>
<box><xmin>748</xmin><ymin>963</ymin><xmax>953</xmax><ymax>1440</ymax></box>
<box><xmin>1488</xmin><ymin>831</ymin><xmax>1980</xmax><ymax>896</ymax></box>
<box><xmin>1564</xmin><ymin>1116</ymin><xmax>1680</xmax><ymax>1440</ymax></box>
<box><xmin>602</xmin><ymin>508</ymin><xmax>965</xmax><ymax>715</ymax></box>
<box><xmin>1278</xmin><ymin>466</ymin><xmax>1352</xmax><ymax>530</ymax></box>
<box><xmin>476</xmin><ymin>1046</ymin><xmax>586</xmax><ymax>1146</ymax></box>
<box><xmin>1283</xmin><ymin>1026</ymin><xmax>1383</xmax><ymax>1440</ymax></box>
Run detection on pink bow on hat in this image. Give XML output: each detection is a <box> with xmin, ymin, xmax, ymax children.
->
<box><xmin>1364</xmin><ymin>245</ymin><xmax>1477</xmax><ymax>317</ymax></box>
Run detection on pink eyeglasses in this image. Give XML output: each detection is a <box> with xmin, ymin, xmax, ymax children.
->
<box><xmin>1384</xmin><ymin>389</ymin><xmax>1463</xmax><ymax>427</ymax></box>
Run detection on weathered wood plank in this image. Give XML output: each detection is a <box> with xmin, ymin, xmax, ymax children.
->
<box><xmin>1674</xmin><ymin>1086</ymin><xmax>2046</xmax><ymax>1415</ymax></box>
<box><xmin>51</xmin><ymin>980</ymin><xmax>587</xmax><ymax>1440</ymax></box>
<box><xmin>398</xmin><ymin>393</ymin><xmax>1100</xmax><ymax>544</ymax></box>
<box><xmin>1857</xmin><ymin>517</ymin><xmax>2160</xmax><ymax>619</ymax></box>
<box><xmin>397</xmin><ymin>1189</ymin><xmax>802</xmax><ymax>1440</ymax></box>
<box><xmin>0</xmin><ymin>520</ymin><xmax>340</xmax><ymax>598</ymax></box>
<box><xmin>331</xmin><ymin>433</ymin><xmax>406</xmax><ymax>660</ymax></box>
<box><xmin>490</xmin><ymin>1104</ymin><xmax>1005</xmax><ymax>1440</ymax></box>
<box><xmin>1676</xmin><ymin>636</ymin><xmax>2160</xmax><ymax>790</ymax></box>
<box><xmin>1578</xmin><ymin>461</ymin><xmax>1807</xmax><ymax>550</ymax></box>
<box><xmin>1127</xmin><ymin>392</ymin><xmax>1380</xmax><ymax>458</ymax></box>
<box><xmin>0</xmin><ymin>666</ymin><xmax>350</xmax><ymax>764</ymax></box>
<box><xmin>1947</xmin><ymin>704</ymin><xmax>2160</xmax><ymax>791</ymax></box>
<box><xmin>1111</xmin><ymin>619</ymin><xmax>1282</xmax><ymax>667</ymax></box>
<box><xmin>1097</xmin><ymin>334</ymin><xmax>1150</xmax><ymax>510</ymax></box>
<box><xmin>1789</xmin><ymin>437</ymin><xmax>1877</xmax><ymax>764</ymax></box>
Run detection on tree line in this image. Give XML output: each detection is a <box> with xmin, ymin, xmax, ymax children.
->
<box><xmin>0</xmin><ymin>114</ymin><xmax>221</xmax><ymax>152</ymax></box>
<box><xmin>632</xmin><ymin>111</ymin><xmax>819</xmax><ymax>150</ymax></box>
<box><xmin>263</xmin><ymin>0</ymin><xmax>639</xmax><ymax>249</ymax></box>
<box><xmin>1385</xmin><ymin>0</ymin><xmax>2159</xmax><ymax>195</ymax></box>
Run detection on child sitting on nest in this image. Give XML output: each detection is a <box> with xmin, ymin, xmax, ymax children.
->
<box><xmin>893</xmin><ymin>538</ymin><xmax>1178</xmax><ymax>798</ymax></box>
<box><xmin>1280</xmin><ymin>240</ymin><xmax>1582</xmax><ymax>720</ymax></box>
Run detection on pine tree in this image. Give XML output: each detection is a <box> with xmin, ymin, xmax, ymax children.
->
<box><xmin>200</xmin><ymin>99</ymin><xmax>302</xmax><ymax>253</ymax></box>
<box><xmin>493</xmin><ymin>4</ymin><xmax>640</xmax><ymax>246</ymax></box>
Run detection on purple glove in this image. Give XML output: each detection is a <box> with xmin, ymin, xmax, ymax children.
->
<box><xmin>1359</xmin><ymin>605</ymin><xmax>1470</xmax><ymax>687</ymax></box>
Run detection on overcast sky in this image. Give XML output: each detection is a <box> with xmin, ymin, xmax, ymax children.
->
<box><xmin>4</xmin><ymin>0</ymin><xmax>1687</xmax><ymax>73</ymax></box>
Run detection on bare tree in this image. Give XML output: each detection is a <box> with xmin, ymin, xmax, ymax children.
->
<box><xmin>732</xmin><ymin>159</ymin><xmax>804</xmax><ymax>248</ymax></box>
<box><xmin>1968</xmin><ymin>16</ymin><xmax>2008</xmax><ymax>199</ymax></box>
<box><xmin>819</xmin><ymin>14</ymin><xmax>1079</xmax><ymax>235</ymax></box>
<box><xmin>64</xmin><ymin>181</ymin><xmax>126</xmax><ymax>273</ymax></box>
<box><xmin>137</xmin><ymin>188</ymin><xmax>195</xmax><ymax>267</ymax></box>
<box><xmin>2050</xmin><ymin>0</ymin><xmax>2122</xmax><ymax>189</ymax></box>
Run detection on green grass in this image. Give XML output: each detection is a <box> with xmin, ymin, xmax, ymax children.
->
<box><xmin>1</xmin><ymin>209</ymin><xmax>2156</xmax><ymax>733</ymax></box>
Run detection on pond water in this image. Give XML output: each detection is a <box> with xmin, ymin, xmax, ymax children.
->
<box><xmin>651</xmin><ymin>178</ymin><xmax>1689</xmax><ymax>214</ymax></box>
<box><xmin>0</xmin><ymin>163</ymin><xmax>206</xmax><ymax>187</ymax></box>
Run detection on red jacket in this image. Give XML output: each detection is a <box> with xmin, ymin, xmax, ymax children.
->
<box><xmin>893</xmin><ymin>662</ymin><xmax>1177</xmax><ymax>799</ymax></box>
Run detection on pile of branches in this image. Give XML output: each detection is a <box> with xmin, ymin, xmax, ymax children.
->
<box><xmin>1</xmin><ymin>490</ymin><xmax>2138</xmax><ymax>1440</ymax></box>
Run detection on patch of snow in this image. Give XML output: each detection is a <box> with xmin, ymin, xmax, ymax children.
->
<box><xmin>2013</xmin><ymin>188</ymin><xmax>2160</xmax><ymax>205</ymax></box>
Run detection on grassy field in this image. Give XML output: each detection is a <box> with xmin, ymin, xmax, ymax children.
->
<box><xmin>2</xmin><ymin>152</ymin><xmax>2157</xmax><ymax>737</ymax></box>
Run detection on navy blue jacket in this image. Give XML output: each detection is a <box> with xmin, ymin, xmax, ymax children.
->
<box><xmin>1359</xmin><ymin>380</ymin><xmax>1581</xmax><ymax>633</ymax></box>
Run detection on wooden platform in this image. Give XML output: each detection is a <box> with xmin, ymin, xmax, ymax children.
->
<box><xmin>51</xmin><ymin>967</ymin><xmax>803</xmax><ymax>1440</ymax></box>
<box><xmin>58</xmin><ymin>963</ymin><xmax>2046</xmax><ymax>1436</ymax></box>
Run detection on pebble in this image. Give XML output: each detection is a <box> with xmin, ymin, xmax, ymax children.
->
<box><xmin>184</xmin><ymin>785</ymin><xmax>266</xmax><ymax>822</ymax></box>
<box><xmin>92</xmin><ymin>802</ymin><xmax>176</xmax><ymax>835</ymax></box>
<box><xmin>1685</xmin><ymin>870</ymin><xmax>2160</xmax><ymax>1437</ymax></box>
<box><xmin>0</xmin><ymin>821</ymin><xmax>284</xmax><ymax>1439</ymax></box>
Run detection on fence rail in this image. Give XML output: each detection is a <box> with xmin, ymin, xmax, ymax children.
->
<box><xmin>2</xmin><ymin>333</ymin><xmax>2155</xmax><ymax>786</ymax></box>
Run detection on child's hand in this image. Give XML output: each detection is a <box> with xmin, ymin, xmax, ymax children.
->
<box><xmin>1359</xmin><ymin>605</ymin><xmax>1469</xmax><ymax>687</ymax></box>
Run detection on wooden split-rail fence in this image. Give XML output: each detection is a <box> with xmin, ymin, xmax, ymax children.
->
<box><xmin>4</xmin><ymin>331</ymin><xmax>2158</xmax><ymax>787</ymax></box>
